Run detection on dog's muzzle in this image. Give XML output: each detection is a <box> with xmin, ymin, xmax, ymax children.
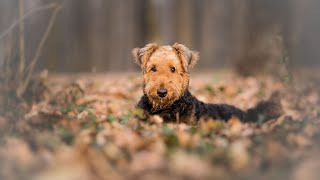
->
<box><xmin>157</xmin><ymin>88</ymin><xmax>167</xmax><ymax>98</ymax></box>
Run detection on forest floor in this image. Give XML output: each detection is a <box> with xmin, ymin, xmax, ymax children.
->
<box><xmin>0</xmin><ymin>70</ymin><xmax>319</xmax><ymax>180</ymax></box>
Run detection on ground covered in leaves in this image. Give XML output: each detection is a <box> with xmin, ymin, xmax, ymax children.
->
<box><xmin>0</xmin><ymin>70</ymin><xmax>319</xmax><ymax>180</ymax></box>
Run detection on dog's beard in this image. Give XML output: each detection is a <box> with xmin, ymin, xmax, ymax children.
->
<box><xmin>146</xmin><ymin>92</ymin><xmax>178</xmax><ymax>111</ymax></box>
<box><xmin>153</xmin><ymin>97</ymin><xmax>175</xmax><ymax>110</ymax></box>
<box><xmin>144</xmin><ymin>81</ymin><xmax>183</xmax><ymax>111</ymax></box>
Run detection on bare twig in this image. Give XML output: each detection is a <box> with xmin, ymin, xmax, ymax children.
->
<box><xmin>18</xmin><ymin>0</ymin><xmax>26</xmax><ymax>83</ymax></box>
<box><xmin>0</xmin><ymin>3</ymin><xmax>57</xmax><ymax>40</ymax></box>
<box><xmin>4</xmin><ymin>36</ymin><xmax>14</xmax><ymax>84</ymax></box>
<box><xmin>16</xmin><ymin>4</ymin><xmax>62</xmax><ymax>97</ymax></box>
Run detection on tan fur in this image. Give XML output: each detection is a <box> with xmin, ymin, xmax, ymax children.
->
<box><xmin>133</xmin><ymin>43</ymin><xmax>199</xmax><ymax>109</ymax></box>
<box><xmin>172</xmin><ymin>43</ymin><xmax>199</xmax><ymax>71</ymax></box>
<box><xmin>132</xmin><ymin>43</ymin><xmax>158</xmax><ymax>70</ymax></box>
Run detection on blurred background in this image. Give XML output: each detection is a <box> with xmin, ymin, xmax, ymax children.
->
<box><xmin>0</xmin><ymin>0</ymin><xmax>319</xmax><ymax>73</ymax></box>
<box><xmin>1</xmin><ymin>2</ymin><xmax>320</xmax><ymax>179</ymax></box>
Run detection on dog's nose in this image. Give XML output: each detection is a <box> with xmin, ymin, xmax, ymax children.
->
<box><xmin>157</xmin><ymin>88</ymin><xmax>167</xmax><ymax>98</ymax></box>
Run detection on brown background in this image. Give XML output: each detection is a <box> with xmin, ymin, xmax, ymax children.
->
<box><xmin>0</xmin><ymin>0</ymin><xmax>319</xmax><ymax>72</ymax></box>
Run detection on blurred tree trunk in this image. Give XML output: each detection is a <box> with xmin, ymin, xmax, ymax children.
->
<box><xmin>89</xmin><ymin>0</ymin><xmax>141</xmax><ymax>72</ymax></box>
<box><xmin>176</xmin><ymin>0</ymin><xmax>194</xmax><ymax>47</ymax></box>
<box><xmin>0</xmin><ymin>0</ymin><xmax>18</xmax><ymax>67</ymax></box>
<box><xmin>147</xmin><ymin>0</ymin><xmax>177</xmax><ymax>45</ymax></box>
<box><xmin>230</xmin><ymin>0</ymin><xmax>249</xmax><ymax>71</ymax></box>
<box><xmin>104</xmin><ymin>0</ymin><xmax>128</xmax><ymax>71</ymax></box>
<box><xmin>233</xmin><ymin>0</ymin><xmax>293</xmax><ymax>77</ymax></box>
<box><xmin>88</xmin><ymin>0</ymin><xmax>110</xmax><ymax>72</ymax></box>
<box><xmin>199</xmin><ymin>0</ymin><xmax>215</xmax><ymax>67</ymax></box>
<box><xmin>54</xmin><ymin>0</ymin><xmax>91</xmax><ymax>72</ymax></box>
<box><xmin>199</xmin><ymin>0</ymin><xmax>231</xmax><ymax>68</ymax></box>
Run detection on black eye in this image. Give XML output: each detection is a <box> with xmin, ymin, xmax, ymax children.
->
<box><xmin>170</xmin><ymin>67</ymin><xmax>176</xmax><ymax>73</ymax></box>
<box><xmin>151</xmin><ymin>66</ymin><xmax>157</xmax><ymax>72</ymax></box>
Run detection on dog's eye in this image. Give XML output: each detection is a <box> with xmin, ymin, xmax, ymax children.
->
<box><xmin>151</xmin><ymin>66</ymin><xmax>157</xmax><ymax>72</ymax></box>
<box><xmin>170</xmin><ymin>67</ymin><xmax>176</xmax><ymax>73</ymax></box>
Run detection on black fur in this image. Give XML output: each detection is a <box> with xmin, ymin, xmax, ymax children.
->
<box><xmin>137</xmin><ymin>90</ymin><xmax>282</xmax><ymax>124</ymax></box>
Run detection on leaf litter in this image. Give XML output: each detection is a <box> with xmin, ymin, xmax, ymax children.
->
<box><xmin>0</xmin><ymin>70</ymin><xmax>319</xmax><ymax>180</ymax></box>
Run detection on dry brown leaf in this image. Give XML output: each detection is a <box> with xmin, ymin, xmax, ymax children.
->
<box><xmin>170</xmin><ymin>151</ymin><xmax>212</xmax><ymax>179</ymax></box>
<box><xmin>230</xmin><ymin>139</ymin><xmax>251</xmax><ymax>170</ymax></box>
<box><xmin>130</xmin><ymin>152</ymin><xmax>165</xmax><ymax>173</ymax></box>
<box><xmin>149</xmin><ymin>115</ymin><xmax>163</xmax><ymax>124</ymax></box>
<box><xmin>287</xmin><ymin>133</ymin><xmax>312</xmax><ymax>147</ymax></box>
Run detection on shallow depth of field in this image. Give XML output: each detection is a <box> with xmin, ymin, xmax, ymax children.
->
<box><xmin>1</xmin><ymin>1</ymin><xmax>320</xmax><ymax>180</ymax></box>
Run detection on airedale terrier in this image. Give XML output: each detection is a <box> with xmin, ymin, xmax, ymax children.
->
<box><xmin>132</xmin><ymin>43</ymin><xmax>282</xmax><ymax>125</ymax></box>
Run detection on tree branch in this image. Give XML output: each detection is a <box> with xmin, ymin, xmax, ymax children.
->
<box><xmin>16</xmin><ymin>4</ymin><xmax>62</xmax><ymax>97</ymax></box>
<box><xmin>0</xmin><ymin>3</ymin><xmax>57</xmax><ymax>40</ymax></box>
<box><xmin>18</xmin><ymin>0</ymin><xmax>26</xmax><ymax>84</ymax></box>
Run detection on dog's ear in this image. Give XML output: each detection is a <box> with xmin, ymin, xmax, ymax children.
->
<box><xmin>132</xmin><ymin>43</ymin><xmax>158</xmax><ymax>69</ymax></box>
<box><xmin>172</xmin><ymin>43</ymin><xmax>199</xmax><ymax>72</ymax></box>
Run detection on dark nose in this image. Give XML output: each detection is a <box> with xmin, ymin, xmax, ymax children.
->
<box><xmin>157</xmin><ymin>88</ymin><xmax>168</xmax><ymax>98</ymax></box>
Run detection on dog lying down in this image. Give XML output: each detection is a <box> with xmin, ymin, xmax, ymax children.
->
<box><xmin>132</xmin><ymin>43</ymin><xmax>283</xmax><ymax>125</ymax></box>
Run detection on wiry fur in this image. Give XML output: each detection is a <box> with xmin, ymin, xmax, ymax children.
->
<box><xmin>133</xmin><ymin>43</ymin><xmax>283</xmax><ymax>125</ymax></box>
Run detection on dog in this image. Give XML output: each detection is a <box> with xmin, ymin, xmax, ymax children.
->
<box><xmin>132</xmin><ymin>43</ymin><xmax>283</xmax><ymax>125</ymax></box>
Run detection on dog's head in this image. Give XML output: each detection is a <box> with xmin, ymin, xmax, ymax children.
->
<box><xmin>132</xmin><ymin>43</ymin><xmax>199</xmax><ymax>109</ymax></box>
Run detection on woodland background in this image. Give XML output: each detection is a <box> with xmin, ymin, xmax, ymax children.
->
<box><xmin>1</xmin><ymin>0</ymin><xmax>320</xmax><ymax>73</ymax></box>
<box><xmin>1</xmin><ymin>1</ymin><xmax>320</xmax><ymax>180</ymax></box>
